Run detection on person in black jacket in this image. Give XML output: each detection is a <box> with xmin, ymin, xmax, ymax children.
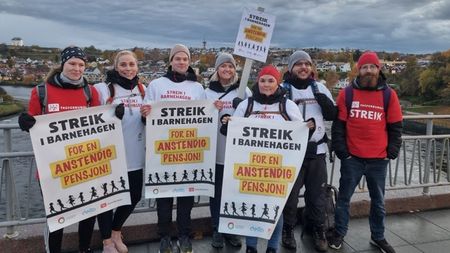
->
<box><xmin>280</xmin><ymin>50</ymin><xmax>337</xmax><ymax>252</ymax></box>
<box><xmin>329</xmin><ymin>51</ymin><xmax>402</xmax><ymax>253</ymax></box>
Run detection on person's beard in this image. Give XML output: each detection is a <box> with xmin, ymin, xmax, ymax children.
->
<box><xmin>359</xmin><ymin>72</ymin><xmax>379</xmax><ymax>88</ymax></box>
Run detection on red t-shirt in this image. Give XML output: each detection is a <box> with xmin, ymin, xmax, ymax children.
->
<box><xmin>28</xmin><ymin>83</ymin><xmax>100</xmax><ymax>179</ymax></box>
<box><xmin>28</xmin><ymin>83</ymin><xmax>100</xmax><ymax>116</ymax></box>
<box><xmin>337</xmin><ymin>88</ymin><xmax>403</xmax><ymax>158</ymax></box>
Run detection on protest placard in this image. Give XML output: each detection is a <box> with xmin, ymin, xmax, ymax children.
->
<box><xmin>30</xmin><ymin>105</ymin><xmax>130</xmax><ymax>232</ymax></box>
<box><xmin>219</xmin><ymin>117</ymin><xmax>308</xmax><ymax>239</ymax></box>
<box><xmin>145</xmin><ymin>100</ymin><xmax>218</xmax><ymax>198</ymax></box>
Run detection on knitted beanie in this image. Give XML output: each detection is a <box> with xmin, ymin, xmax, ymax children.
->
<box><xmin>357</xmin><ymin>51</ymin><xmax>380</xmax><ymax>69</ymax></box>
<box><xmin>288</xmin><ymin>50</ymin><xmax>312</xmax><ymax>72</ymax></box>
<box><xmin>214</xmin><ymin>53</ymin><xmax>236</xmax><ymax>70</ymax></box>
<box><xmin>258</xmin><ymin>65</ymin><xmax>281</xmax><ymax>84</ymax></box>
<box><xmin>169</xmin><ymin>44</ymin><xmax>190</xmax><ymax>61</ymax></box>
<box><xmin>61</xmin><ymin>46</ymin><xmax>87</xmax><ymax>67</ymax></box>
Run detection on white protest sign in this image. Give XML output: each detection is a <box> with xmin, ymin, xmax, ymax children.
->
<box><xmin>30</xmin><ymin>105</ymin><xmax>130</xmax><ymax>232</ymax></box>
<box><xmin>145</xmin><ymin>100</ymin><xmax>218</xmax><ymax>198</ymax></box>
<box><xmin>219</xmin><ymin>117</ymin><xmax>308</xmax><ymax>239</ymax></box>
<box><xmin>233</xmin><ymin>8</ymin><xmax>276</xmax><ymax>63</ymax></box>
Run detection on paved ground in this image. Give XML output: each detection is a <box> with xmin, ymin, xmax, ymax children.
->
<box><xmin>90</xmin><ymin>208</ymin><xmax>450</xmax><ymax>253</ymax></box>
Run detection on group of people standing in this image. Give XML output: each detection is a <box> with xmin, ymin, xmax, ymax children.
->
<box><xmin>18</xmin><ymin>43</ymin><xmax>402</xmax><ymax>253</ymax></box>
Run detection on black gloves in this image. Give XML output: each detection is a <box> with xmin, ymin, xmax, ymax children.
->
<box><xmin>18</xmin><ymin>112</ymin><xmax>36</xmax><ymax>132</ymax></box>
<box><xmin>115</xmin><ymin>103</ymin><xmax>124</xmax><ymax>120</ymax></box>
<box><xmin>314</xmin><ymin>93</ymin><xmax>337</xmax><ymax>121</ymax></box>
<box><xmin>232</xmin><ymin>97</ymin><xmax>243</xmax><ymax>109</ymax></box>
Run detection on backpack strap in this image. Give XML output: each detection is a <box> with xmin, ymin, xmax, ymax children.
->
<box><xmin>281</xmin><ymin>82</ymin><xmax>292</xmax><ymax>100</ymax></box>
<box><xmin>137</xmin><ymin>83</ymin><xmax>146</xmax><ymax>99</ymax></box>
<box><xmin>36</xmin><ymin>83</ymin><xmax>47</xmax><ymax>114</ymax></box>
<box><xmin>345</xmin><ymin>86</ymin><xmax>391</xmax><ymax>116</ymax></box>
<box><xmin>106</xmin><ymin>83</ymin><xmax>115</xmax><ymax>104</ymax></box>
<box><xmin>244</xmin><ymin>97</ymin><xmax>254</xmax><ymax>118</ymax></box>
<box><xmin>83</xmin><ymin>84</ymin><xmax>92</xmax><ymax>107</ymax></box>
<box><xmin>344</xmin><ymin>86</ymin><xmax>353</xmax><ymax>117</ymax></box>
<box><xmin>106</xmin><ymin>83</ymin><xmax>146</xmax><ymax>104</ymax></box>
<box><xmin>218</xmin><ymin>87</ymin><xmax>236</xmax><ymax>100</ymax></box>
<box><xmin>310</xmin><ymin>81</ymin><xmax>319</xmax><ymax>94</ymax></box>
<box><xmin>278</xmin><ymin>96</ymin><xmax>291</xmax><ymax>121</ymax></box>
<box><xmin>383</xmin><ymin>87</ymin><xmax>392</xmax><ymax>114</ymax></box>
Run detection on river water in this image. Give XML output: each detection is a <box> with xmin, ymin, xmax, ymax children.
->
<box><xmin>0</xmin><ymin>85</ymin><xmax>45</xmax><ymax>220</ymax></box>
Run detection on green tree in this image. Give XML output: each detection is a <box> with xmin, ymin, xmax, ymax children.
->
<box><xmin>419</xmin><ymin>69</ymin><xmax>440</xmax><ymax>99</ymax></box>
<box><xmin>399</xmin><ymin>57</ymin><xmax>420</xmax><ymax>97</ymax></box>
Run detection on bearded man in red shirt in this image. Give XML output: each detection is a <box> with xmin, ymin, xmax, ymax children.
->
<box><xmin>329</xmin><ymin>51</ymin><xmax>403</xmax><ymax>253</ymax></box>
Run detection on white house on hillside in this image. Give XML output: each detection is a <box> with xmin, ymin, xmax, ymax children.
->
<box><xmin>11</xmin><ymin>37</ymin><xmax>24</xmax><ymax>46</ymax></box>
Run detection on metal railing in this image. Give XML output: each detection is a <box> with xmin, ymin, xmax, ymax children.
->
<box><xmin>2</xmin><ymin>114</ymin><xmax>450</xmax><ymax>238</ymax></box>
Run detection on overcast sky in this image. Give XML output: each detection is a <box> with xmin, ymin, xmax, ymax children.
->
<box><xmin>0</xmin><ymin>0</ymin><xmax>449</xmax><ymax>53</ymax></box>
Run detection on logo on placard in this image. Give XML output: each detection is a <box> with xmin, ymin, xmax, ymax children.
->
<box><xmin>57</xmin><ymin>217</ymin><xmax>65</xmax><ymax>224</ymax></box>
<box><xmin>250</xmin><ymin>226</ymin><xmax>264</xmax><ymax>233</ymax></box>
<box><xmin>100</xmin><ymin>203</ymin><xmax>107</xmax><ymax>208</ymax></box>
<box><xmin>82</xmin><ymin>207</ymin><xmax>96</xmax><ymax>215</ymax></box>
<box><xmin>228</xmin><ymin>222</ymin><xmax>235</xmax><ymax>230</ymax></box>
<box><xmin>153</xmin><ymin>189</ymin><xmax>159</xmax><ymax>194</ymax></box>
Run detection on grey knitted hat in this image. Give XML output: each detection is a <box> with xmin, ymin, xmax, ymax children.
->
<box><xmin>169</xmin><ymin>44</ymin><xmax>190</xmax><ymax>61</ymax></box>
<box><xmin>214</xmin><ymin>53</ymin><xmax>236</xmax><ymax>70</ymax></box>
<box><xmin>288</xmin><ymin>50</ymin><xmax>312</xmax><ymax>72</ymax></box>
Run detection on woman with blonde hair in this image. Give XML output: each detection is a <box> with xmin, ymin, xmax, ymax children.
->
<box><xmin>94</xmin><ymin>50</ymin><xmax>146</xmax><ymax>253</ymax></box>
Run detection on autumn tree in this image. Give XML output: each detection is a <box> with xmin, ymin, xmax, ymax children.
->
<box><xmin>323</xmin><ymin>70</ymin><xmax>340</xmax><ymax>88</ymax></box>
<box><xmin>132</xmin><ymin>47</ymin><xmax>145</xmax><ymax>61</ymax></box>
<box><xmin>419</xmin><ymin>69</ymin><xmax>440</xmax><ymax>99</ymax></box>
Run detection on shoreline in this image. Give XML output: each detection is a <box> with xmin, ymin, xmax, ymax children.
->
<box><xmin>0</xmin><ymin>103</ymin><xmax>25</xmax><ymax>120</ymax></box>
<box><xmin>0</xmin><ymin>82</ymin><xmax>37</xmax><ymax>87</ymax></box>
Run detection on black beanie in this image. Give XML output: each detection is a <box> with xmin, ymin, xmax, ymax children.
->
<box><xmin>60</xmin><ymin>46</ymin><xmax>87</xmax><ymax>67</ymax></box>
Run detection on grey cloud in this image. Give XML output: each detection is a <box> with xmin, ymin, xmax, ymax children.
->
<box><xmin>0</xmin><ymin>0</ymin><xmax>448</xmax><ymax>53</ymax></box>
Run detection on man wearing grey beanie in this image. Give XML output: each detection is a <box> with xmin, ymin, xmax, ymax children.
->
<box><xmin>281</xmin><ymin>50</ymin><xmax>337</xmax><ymax>252</ymax></box>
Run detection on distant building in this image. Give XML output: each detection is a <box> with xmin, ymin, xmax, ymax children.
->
<box><xmin>11</xmin><ymin>37</ymin><xmax>24</xmax><ymax>47</ymax></box>
<box><xmin>83</xmin><ymin>67</ymin><xmax>103</xmax><ymax>83</ymax></box>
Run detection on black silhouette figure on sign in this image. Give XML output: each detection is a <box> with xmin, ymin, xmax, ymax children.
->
<box><xmin>261</xmin><ymin>204</ymin><xmax>270</xmax><ymax>219</ymax></box>
<box><xmin>164</xmin><ymin>172</ymin><xmax>169</xmax><ymax>182</ymax></box>
<box><xmin>208</xmin><ymin>168</ymin><xmax>213</xmax><ymax>181</ymax></box>
<box><xmin>111</xmin><ymin>180</ymin><xmax>118</xmax><ymax>192</ymax></box>
<box><xmin>120</xmin><ymin>177</ymin><xmax>126</xmax><ymax>189</ymax></box>
<box><xmin>200</xmin><ymin>169</ymin><xmax>207</xmax><ymax>181</ymax></box>
<box><xmin>232</xmin><ymin>202</ymin><xmax>239</xmax><ymax>216</ymax></box>
<box><xmin>148</xmin><ymin>174</ymin><xmax>154</xmax><ymax>183</ymax></box>
<box><xmin>155</xmin><ymin>173</ymin><xmax>162</xmax><ymax>183</ymax></box>
<box><xmin>240</xmin><ymin>202</ymin><xmax>247</xmax><ymax>216</ymax></box>
<box><xmin>223</xmin><ymin>202</ymin><xmax>230</xmax><ymax>215</ymax></box>
<box><xmin>274</xmin><ymin>205</ymin><xmax>280</xmax><ymax>220</ymax></box>
<box><xmin>78</xmin><ymin>192</ymin><xmax>85</xmax><ymax>203</ymax></box>
<box><xmin>251</xmin><ymin>204</ymin><xmax>256</xmax><ymax>218</ymax></box>
<box><xmin>49</xmin><ymin>203</ymin><xmax>57</xmax><ymax>214</ymax></box>
<box><xmin>57</xmin><ymin>199</ymin><xmax>67</xmax><ymax>211</ymax></box>
<box><xmin>182</xmin><ymin>170</ymin><xmax>189</xmax><ymax>181</ymax></box>
<box><xmin>102</xmin><ymin>183</ymin><xmax>108</xmax><ymax>196</ymax></box>
<box><xmin>172</xmin><ymin>172</ymin><xmax>177</xmax><ymax>182</ymax></box>
<box><xmin>192</xmin><ymin>169</ymin><xmax>198</xmax><ymax>181</ymax></box>
<box><xmin>90</xmin><ymin>187</ymin><xmax>98</xmax><ymax>200</ymax></box>
<box><xmin>67</xmin><ymin>195</ymin><xmax>76</xmax><ymax>207</ymax></box>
